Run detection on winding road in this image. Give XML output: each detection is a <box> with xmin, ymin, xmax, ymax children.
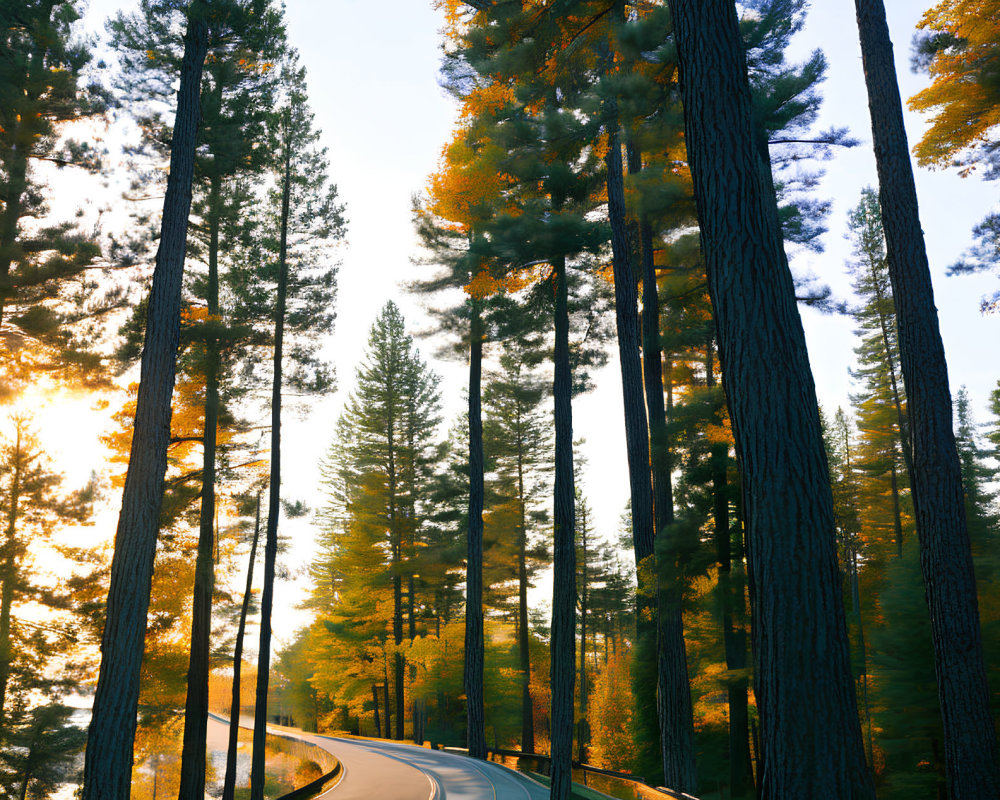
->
<box><xmin>286</xmin><ymin>731</ymin><xmax>553</xmax><ymax>799</ymax></box>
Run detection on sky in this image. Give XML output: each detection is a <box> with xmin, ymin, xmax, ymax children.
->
<box><xmin>64</xmin><ymin>0</ymin><xmax>999</xmax><ymax>642</ymax></box>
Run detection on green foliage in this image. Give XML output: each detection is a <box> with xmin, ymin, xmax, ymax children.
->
<box><xmin>309</xmin><ymin>302</ymin><xmax>443</xmax><ymax>738</ymax></box>
<box><xmin>846</xmin><ymin>188</ymin><xmax>912</xmax><ymax>560</ymax></box>
<box><xmin>0</xmin><ymin>0</ymin><xmax>116</xmax><ymax>391</ymax></box>
<box><xmin>954</xmin><ymin>386</ymin><xmax>1000</xmax><ymax>720</ymax></box>
<box><xmin>229</xmin><ymin>56</ymin><xmax>345</xmax><ymax>397</ymax></box>
<box><xmin>868</xmin><ymin>548</ymin><xmax>945</xmax><ymax>798</ymax></box>
<box><xmin>0</xmin><ymin>703</ymin><xmax>87</xmax><ymax>800</ymax></box>
<box><xmin>0</xmin><ymin>415</ymin><xmax>94</xmax><ymax>797</ymax></box>
<box><xmin>482</xmin><ymin>349</ymin><xmax>551</xmax><ymax>617</ymax></box>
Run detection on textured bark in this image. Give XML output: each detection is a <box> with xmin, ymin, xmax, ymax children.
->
<box><xmin>81</xmin><ymin>11</ymin><xmax>207</xmax><ymax>799</ymax></box>
<box><xmin>549</xmin><ymin>254</ymin><xmax>576</xmax><ymax>800</ymax></box>
<box><xmin>667</xmin><ymin>1</ymin><xmax>873</xmax><ymax>796</ymax></box>
<box><xmin>177</xmin><ymin>168</ymin><xmax>222</xmax><ymax>800</ymax></box>
<box><xmin>854</xmin><ymin>2</ymin><xmax>1000</xmax><ymax>795</ymax></box>
<box><xmin>249</xmin><ymin>142</ymin><xmax>292</xmax><ymax>800</ymax></box>
<box><xmin>465</xmin><ymin>306</ymin><xmax>486</xmax><ymax>759</ymax></box>
<box><xmin>221</xmin><ymin>494</ymin><xmax>261</xmax><ymax>800</ymax></box>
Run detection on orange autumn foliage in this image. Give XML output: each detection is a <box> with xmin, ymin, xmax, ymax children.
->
<box><xmin>909</xmin><ymin>0</ymin><xmax>1000</xmax><ymax>172</ymax></box>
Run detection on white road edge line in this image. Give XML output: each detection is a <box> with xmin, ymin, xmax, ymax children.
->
<box><xmin>318</xmin><ymin>737</ymin><xmax>440</xmax><ymax>800</ymax></box>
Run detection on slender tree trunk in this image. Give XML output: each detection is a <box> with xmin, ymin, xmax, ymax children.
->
<box><xmin>249</xmin><ymin>134</ymin><xmax>292</xmax><ymax>800</ymax></box>
<box><xmin>406</xmin><ymin>404</ymin><xmax>420</xmax><ymax>744</ymax></box>
<box><xmin>0</xmin><ymin>423</ymin><xmax>22</xmax><ymax>730</ymax></box>
<box><xmin>549</xmin><ymin>253</ymin><xmax>576</xmax><ymax>800</ymax></box>
<box><xmin>851</xmin><ymin>543</ymin><xmax>875</xmax><ymax>772</ymax></box>
<box><xmin>465</xmin><ymin>303</ymin><xmax>486</xmax><ymax>759</ymax></box>
<box><xmin>607</xmin><ymin>119</ymin><xmax>676</xmax><ymax>790</ymax></box>
<box><xmin>870</xmin><ymin>273</ymin><xmax>914</xmax><ymax>484</ymax></box>
<box><xmin>0</xmin><ymin>22</ymin><xmax>44</xmax><ymax>323</ymax></box>
<box><xmin>372</xmin><ymin>683</ymin><xmax>382</xmax><ymax>738</ymax></box>
<box><xmin>178</xmin><ymin>168</ymin><xmax>223</xmax><ymax>800</ymax></box>
<box><xmin>0</xmin><ymin>143</ymin><xmax>27</xmax><ymax>324</ymax></box>
<box><xmin>890</xmin><ymin>461</ymin><xmax>903</xmax><ymax>558</ymax></box>
<box><xmin>626</xmin><ymin>138</ymin><xmax>697</xmax><ymax>795</ymax></box>
<box><xmin>666</xmin><ymin>1</ymin><xmax>873</xmax><ymax>795</ymax></box>
<box><xmin>708</xmin><ymin>358</ymin><xmax>753</xmax><ymax>799</ymax></box>
<box><xmin>383</xmin><ymin>675</ymin><xmax>391</xmax><ymax>740</ymax></box>
<box><xmin>517</xmin><ymin>443</ymin><xmax>534</xmax><ymax>753</ymax></box>
<box><xmin>0</xmin><ymin>560</ymin><xmax>12</xmax><ymax>733</ymax></box>
<box><xmin>82</xmin><ymin>11</ymin><xmax>208</xmax><ymax>798</ymax></box>
<box><xmin>221</xmin><ymin>493</ymin><xmax>262</xmax><ymax>800</ymax></box>
<box><xmin>854</xmin><ymin>2</ymin><xmax>1000</xmax><ymax>794</ymax></box>
<box><xmin>578</xmin><ymin>510</ymin><xmax>588</xmax><ymax>765</ymax></box>
<box><xmin>389</xmin><ymin>401</ymin><xmax>403</xmax><ymax>740</ymax></box>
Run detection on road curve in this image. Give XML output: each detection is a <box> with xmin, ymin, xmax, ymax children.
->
<box><xmin>290</xmin><ymin>732</ymin><xmax>551</xmax><ymax>799</ymax></box>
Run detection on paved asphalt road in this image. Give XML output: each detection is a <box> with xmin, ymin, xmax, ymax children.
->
<box><xmin>294</xmin><ymin>732</ymin><xmax>553</xmax><ymax>799</ymax></box>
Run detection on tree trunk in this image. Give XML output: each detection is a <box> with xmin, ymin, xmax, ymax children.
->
<box><xmin>465</xmin><ymin>303</ymin><xmax>486</xmax><ymax>759</ymax></box>
<box><xmin>249</xmin><ymin>133</ymin><xmax>292</xmax><ymax>800</ymax></box>
<box><xmin>0</xmin><ymin>423</ymin><xmax>22</xmax><ymax>730</ymax></box>
<box><xmin>578</xmin><ymin>509</ymin><xmax>588</xmax><ymax>765</ymax></box>
<box><xmin>0</xmin><ymin>137</ymin><xmax>27</xmax><ymax>325</ymax></box>
<box><xmin>853</xmin><ymin>2</ymin><xmax>1000</xmax><ymax>795</ymax></box>
<box><xmin>666</xmin><ymin>1</ymin><xmax>873</xmax><ymax>795</ymax></box>
<box><xmin>177</xmin><ymin>167</ymin><xmax>222</xmax><ymax>800</ymax></box>
<box><xmin>82</xmin><ymin>10</ymin><xmax>207</xmax><ymax>798</ymax></box>
<box><xmin>707</xmin><ymin>341</ymin><xmax>753</xmax><ymax>798</ymax></box>
<box><xmin>389</xmin><ymin>391</ymin><xmax>403</xmax><ymax>741</ymax></box>
<box><xmin>870</xmin><ymin>267</ymin><xmax>914</xmax><ymax>486</ymax></box>
<box><xmin>372</xmin><ymin>683</ymin><xmax>382</xmax><ymax>738</ymax></box>
<box><xmin>0</xmin><ymin>16</ymin><xmax>45</xmax><ymax>324</ymax></box>
<box><xmin>890</xmin><ymin>461</ymin><xmax>903</xmax><ymax>558</ymax></box>
<box><xmin>625</xmin><ymin>138</ymin><xmax>697</xmax><ymax>795</ymax></box>
<box><xmin>221</xmin><ymin>493</ymin><xmax>262</xmax><ymax>800</ymax></box>
<box><xmin>517</xmin><ymin>443</ymin><xmax>534</xmax><ymax>753</ymax></box>
<box><xmin>384</xmin><ymin>677</ymin><xmax>391</xmax><ymax>740</ymax></box>
<box><xmin>607</xmin><ymin>119</ymin><xmax>673</xmax><ymax>790</ymax></box>
<box><xmin>707</xmin><ymin>352</ymin><xmax>753</xmax><ymax>799</ymax></box>
<box><xmin>549</xmin><ymin>253</ymin><xmax>576</xmax><ymax>800</ymax></box>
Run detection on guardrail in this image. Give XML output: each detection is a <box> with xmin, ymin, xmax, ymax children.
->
<box><xmin>207</xmin><ymin>713</ymin><xmax>341</xmax><ymax>800</ymax></box>
<box><xmin>441</xmin><ymin>745</ymin><xmax>699</xmax><ymax>800</ymax></box>
<box><xmin>275</xmin><ymin>762</ymin><xmax>341</xmax><ymax>800</ymax></box>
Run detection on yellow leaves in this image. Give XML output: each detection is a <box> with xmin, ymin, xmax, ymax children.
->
<box><xmin>908</xmin><ymin>0</ymin><xmax>1000</xmax><ymax>168</ymax></box>
<box><xmin>463</xmin><ymin>263</ymin><xmax>549</xmax><ymax>299</ymax></box>
<box><xmin>146</xmin><ymin>49</ymin><xmax>156</xmax><ymax>60</ymax></box>
<box><xmin>236</xmin><ymin>56</ymin><xmax>274</xmax><ymax>74</ymax></box>
<box><xmin>704</xmin><ymin>417</ymin><xmax>733</xmax><ymax>446</ymax></box>
<box><xmin>594</xmin><ymin>262</ymin><xmax>615</xmax><ymax>285</ymax></box>
<box><xmin>460</xmin><ymin>83</ymin><xmax>516</xmax><ymax>121</ymax></box>
<box><xmin>465</xmin><ymin>269</ymin><xmax>503</xmax><ymax>300</ymax></box>
<box><xmin>426</xmin><ymin>128</ymin><xmax>518</xmax><ymax>230</ymax></box>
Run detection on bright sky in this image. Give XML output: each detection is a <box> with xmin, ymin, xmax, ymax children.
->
<box><xmin>67</xmin><ymin>0</ymin><xmax>999</xmax><ymax>645</ymax></box>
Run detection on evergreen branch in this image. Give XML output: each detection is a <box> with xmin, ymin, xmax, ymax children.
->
<box><xmin>768</xmin><ymin>136</ymin><xmax>856</xmax><ymax>146</ymax></box>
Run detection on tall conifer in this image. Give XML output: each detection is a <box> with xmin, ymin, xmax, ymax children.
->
<box><xmin>854</xmin><ymin>2</ymin><xmax>999</xmax><ymax>793</ymax></box>
<box><xmin>666</xmin><ymin>0</ymin><xmax>873</xmax><ymax>794</ymax></box>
